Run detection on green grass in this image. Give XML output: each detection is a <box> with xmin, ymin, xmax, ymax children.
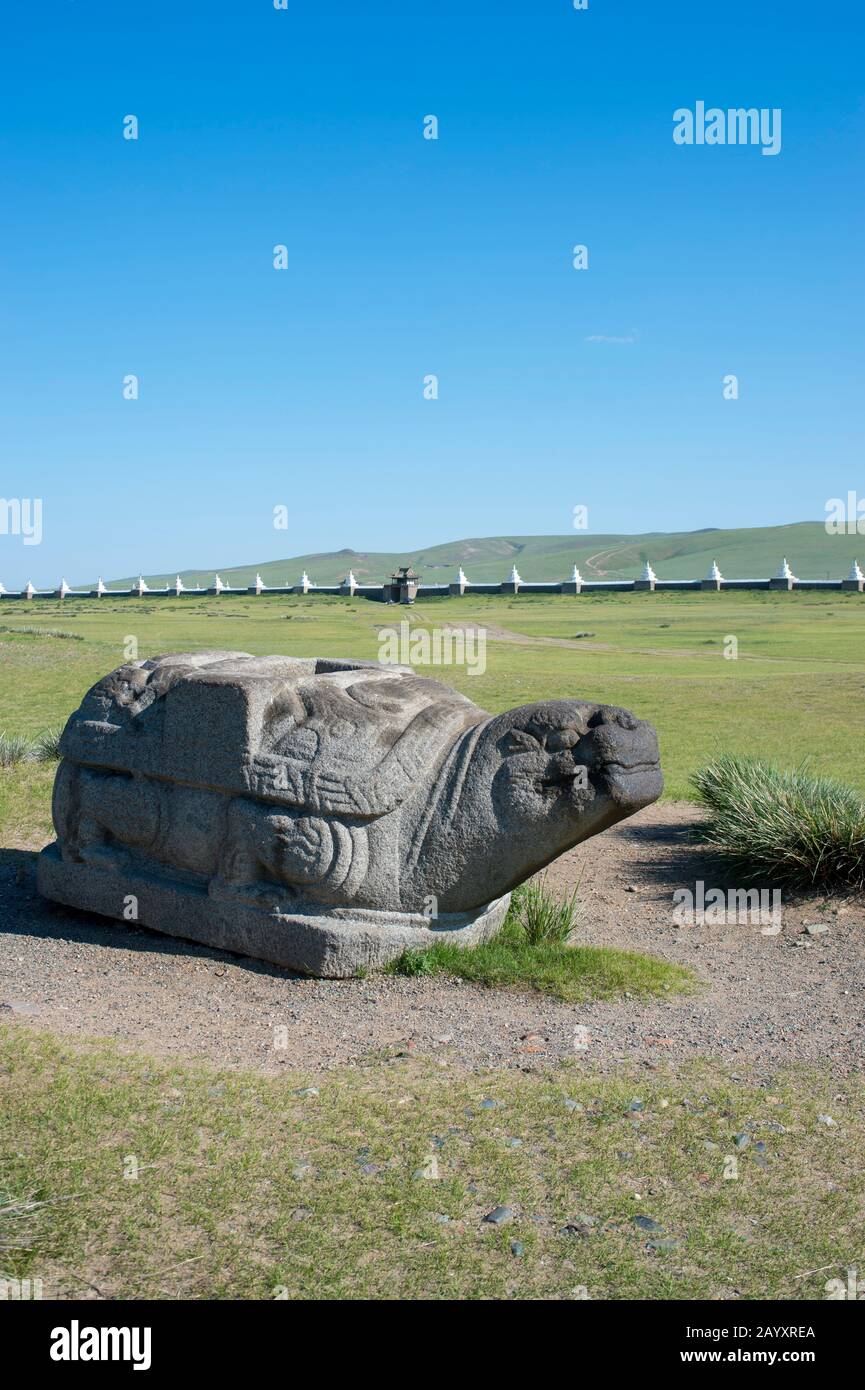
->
<box><xmin>388</xmin><ymin>919</ymin><xmax>691</xmax><ymax>1001</ymax></box>
<box><xmin>387</xmin><ymin>881</ymin><xmax>691</xmax><ymax>1001</ymax></box>
<box><xmin>0</xmin><ymin>625</ymin><xmax>84</xmax><ymax>640</ymax></box>
<box><xmin>0</xmin><ymin>764</ymin><xmax>55</xmax><ymax>848</ymax></box>
<box><xmin>0</xmin><ymin>727</ymin><xmax>63</xmax><ymax>768</ymax></box>
<box><xmin>514</xmin><ymin>875</ymin><xmax>581</xmax><ymax>945</ymax></box>
<box><xmin>1</xmin><ymin>1027</ymin><xmax>863</xmax><ymax>1300</ymax></box>
<box><xmin>0</xmin><ymin>732</ymin><xmax>34</xmax><ymax>767</ymax></box>
<box><xmin>31</xmin><ymin>726</ymin><xmax>63</xmax><ymax>762</ymax></box>
<box><xmin>692</xmin><ymin>754</ymin><xmax>865</xmax><ymax>891</ymax></box>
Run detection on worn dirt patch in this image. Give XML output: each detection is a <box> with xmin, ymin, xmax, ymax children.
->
<box><xmin>1</xmin><ymin>804</ymin><xmax>861</xmax><ymax>1078</ymax></box>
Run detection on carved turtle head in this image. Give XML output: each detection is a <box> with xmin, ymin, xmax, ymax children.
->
<box><xmin>493</xmin><ymin>699</ymin><xmax>662</xmax><ymax>827</ymax></box>
<box><xmin>411</xmin><ymin>697</ymin><xmax>663</xmax><ymax>913</ymax></box>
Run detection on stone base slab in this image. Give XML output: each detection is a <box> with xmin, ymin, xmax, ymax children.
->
<box><xmin>36</xmin><ymin>843</ymin><xmax>510</xmax><ymax>978</ymax></box>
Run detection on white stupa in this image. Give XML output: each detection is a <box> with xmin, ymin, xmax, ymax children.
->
<box><xmin>254</xmin><ymin>572</ymin><xmax>265</xmax><ymax>594</ymax></box>
<box><xmin>570</xmin><ymin>564</ymin><xmax>583</xmax><ymax>585</ymax></box>
<box><xmin>134</xmin><ymin>575</ymin><xmax>149</xmax><ymax>596</ymax></box>
<box><xmin>0</xmin><ymin>580</ymin><xmax>7</xmax><ymax>595</ymax></box>
<box><xmin>300</xmin><ymin>571</ymin><xmax>311</xmax><ymax>593</ymax></box>
<box><xmin>25</xmin><ymin>580</ymin><xmax>36</xmax><ymax>599</ymax></box>
<box><xmin>641</xmin><ymin>561</ymin><xmax>657</xmax><ymax>583</ymax></box>
<box><xmin>508</xmin><ymin>564</ymin><xmax>522</xmax><ymax>586</ymax></box>
<box><xmin>848</xmin><ymin>559</ymin><xmax>864</xmax><ymax>583</ymax></box>
<box><xmin>457</xmin><ymin>566</ymin><xmax>469</xmax><ymax>591</ymax></box>
<box><xmin>174</xmin><ymin>575</ymin><xmax>185</xmax><ymax>596</ymax></box>
<box><xmin>705</xmin><ymin>558</ymin><xmax>723</xmax><ymax>582</ymax></box>
<box><xmin>775</xmin><ymin>557</ymin><xmax>797</xmax><ymax>581</ymax></box>
<box><xmin>59</xmin><ymin>577</ymin><xmax>71</xmax><ymax>598</ymax></box>
<box><xmin>213</xmin><ymin>574</ymin><xmax>225</xmax><ymax>593</ymax></box>
<box><xmin>96</xmin><ymin>577</ymin><xmax>107</xmax><ymax>596</ymax></box>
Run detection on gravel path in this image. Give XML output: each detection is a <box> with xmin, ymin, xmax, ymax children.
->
<box><xmin>1</xmin><ymin>804</ymin><xmax>862</xmax><ymax>1078</ymax></box>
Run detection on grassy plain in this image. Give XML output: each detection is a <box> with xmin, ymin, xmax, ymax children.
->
<box><xmin>2</xmin><ymin>1028</ymin><xmax>862</xmax><ymax>1301</ymax></box>
<box><xmin>0</xmin><ymin>589</ymin><xmax>862</xmax><ymax>811</ymax></box>
<box><xmin>1</xmin><ymin>591</ymin><xmax>863</xmax><ymax>1301</ymax></box>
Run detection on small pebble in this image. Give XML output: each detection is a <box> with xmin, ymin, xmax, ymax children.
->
<box><xmin>633</xmin><ymin>1214</ymin><xmax>664</xmax><ymax>1232</ymax></box>
<box><xmin>483</xmin><ymin>1205</ymin><xmax>513</xmax><ymax>1225</ymax></box>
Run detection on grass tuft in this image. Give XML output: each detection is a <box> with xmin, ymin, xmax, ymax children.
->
<box><xmin>0</xmin><ymin>727</ymin><xmax>63</xmax><ymax>766</ymax></box>
<box><xmin>692</xmin><ymin>753</ymin><xmax>865</xmax><ymax>891</ymax></box>
<box><xmin>0</xmin><ymin>1189</ymin><xmax>42</xmax><ymax>1253</ymax></box>
<box><xmin>0</xmin><ymin>624</ymin><xmax>84</xmax><ymax>640</ymax></box>
<box><xmin>32</xmin><ymin>727</ymin><xmax>64</xmax><ymax>762</ymax></box>
<box><xmin>0</xmin><ymin>732</ymin><xmax>35</xmax><ymax>767</ymax></box>
<box><xmin>512</xmin><ymin>875</ymin><xmax>580</xmax><ymax>945</ymax></box>
<box><xmin>387</xmin><ymin>880</ymin><xmax>690</xmax><ymax>1002</ymax></box>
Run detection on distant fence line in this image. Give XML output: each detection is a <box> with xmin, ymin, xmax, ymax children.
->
<box><xmin>2</xmin><ymin>557</ymin><xmax>864</xmax><ymax>601</ymax></box>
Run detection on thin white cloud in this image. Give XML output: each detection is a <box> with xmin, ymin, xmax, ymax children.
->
<box><xmin>584</xmin><ymin>333</ymin><xmax>638</xmax><ymax>344</ymax></box>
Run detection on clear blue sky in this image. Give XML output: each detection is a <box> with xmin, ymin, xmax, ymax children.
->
<box><xmin>1</xmin><ymin>0</ymin><xmax>862</xmax><ymax>586</ymax></box>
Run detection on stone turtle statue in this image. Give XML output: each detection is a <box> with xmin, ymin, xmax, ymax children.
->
<box><xmin>38</xmin><ymin>651</ymin><xmax>662</xmax><ymax>975</ymax></box>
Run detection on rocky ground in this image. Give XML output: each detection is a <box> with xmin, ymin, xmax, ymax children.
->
<box><xmin>1</xmin><ymin>803</ymin><xmax>862</xmax><ymax>1078</ymax></box>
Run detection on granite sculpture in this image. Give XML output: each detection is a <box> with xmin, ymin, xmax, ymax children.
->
<box><xmin>37</xmin><ymin>651</ymin><xmax>663</xmax><ymax>975</ymax></box>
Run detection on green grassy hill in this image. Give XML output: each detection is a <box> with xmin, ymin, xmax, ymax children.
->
<box><xmin>101</xmin><ymin>521</ymin><xmax>862</xmax><ymax>589</ymax></box>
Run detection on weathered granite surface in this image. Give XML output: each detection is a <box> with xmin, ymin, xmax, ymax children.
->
<box><xmin>37</xmin><ymin>651</ymin><xmax>663</xmax><ymax>975</ymax></box>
